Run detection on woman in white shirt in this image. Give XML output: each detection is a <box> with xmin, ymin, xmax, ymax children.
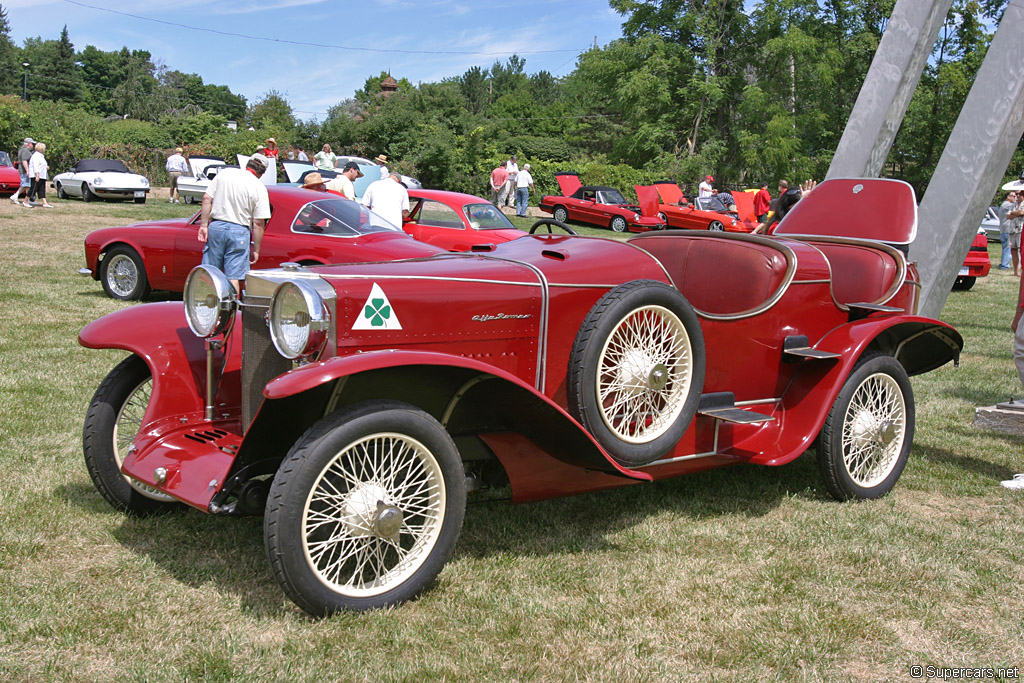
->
<box><xmin>26</xmin><ymin>142</ymin><xmax>53</xmax><ymax>208</ymax></box>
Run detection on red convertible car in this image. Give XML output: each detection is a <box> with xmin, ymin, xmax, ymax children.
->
<box><xmin>539</xmin><ymin>172</ymin><xmax>664</xmax><ymax>232</ymax></box>
<box><xmin>402</xmin><ymin>189</ymin><xmax>530</xmax><ymax>251</ymax></box>
<box><xmin>642</xmin><ymin>182</ymin><xmax>756</xmax><ymax>232</ymax></box>
<box><xmin>80</xmin><ymin>178</ymin><xmax>961</xmax><ymax>616</ymax></box>
<box><xmin>80</xmin><ymin>186</ymin><xmax>442</xmax><ymax>300</ymax></box>
<box><xmin>0</xmin><ymin>151</ymin><xmax>20</xmax><ymax>194</ymax></box>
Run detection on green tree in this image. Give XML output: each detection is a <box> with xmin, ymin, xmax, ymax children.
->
<box><xmin>246</xmin><ymin>89</ymin><xmax>294</xmax><ymax>131</ymax></box>
<box><xmin>0</xmin><ymin>5</ymin><xmax>20</xmax><ymax>96</ymax></box>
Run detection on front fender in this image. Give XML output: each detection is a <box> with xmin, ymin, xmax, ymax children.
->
<box><xmin>79</xmin><ymin>302</ymin><xmax>239</xmax><ymax>421</ymax></box>
<box><xmin>251</xmin><ymin>350</ymin><xmax>650</xmax><ymax>482</ymax></box>
<box><xmin>745</xmin><ymin>315</ymin><xmax>962</xmax><ymax>466</ymax></box>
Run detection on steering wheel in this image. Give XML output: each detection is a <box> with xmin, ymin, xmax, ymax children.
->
<box><xmin>528</xmin><ymin>219</ymin><xmax>577</xmax><ymax>235</ymax></box>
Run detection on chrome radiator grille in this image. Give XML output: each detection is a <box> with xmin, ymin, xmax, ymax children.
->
<box><xmin>241</xmin><ymin>295</ymin><xmax>291</xmax><ymax>428</ymax></box>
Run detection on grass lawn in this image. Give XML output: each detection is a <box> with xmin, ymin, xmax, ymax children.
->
<box><xmin>1</xmin><ymin>196</ymin><xmax>1022</xmax><ymax>681</ymax></box>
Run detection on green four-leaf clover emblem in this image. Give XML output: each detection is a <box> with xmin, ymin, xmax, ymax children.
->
<box><xmin>364</xmin><ymin>298</ymin><xmax>392</xmax><ymax>327</ymax></box>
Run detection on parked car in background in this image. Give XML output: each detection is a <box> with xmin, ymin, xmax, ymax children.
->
<box><xmin>0</xmin><ymin>151</ymin><xmax>20</xmax><ymax>195</ymax></box>
<box><xmin>955</xmin><ymin>227</ymin><xmax>991</xmax><ymax>291</ymax></box>
<box><xmin>980</xmin><ymin>206</ymin><xmax>1000</xmax><ymax>241</ymax></box>
<box><xmin>52</xmin><ymin>159</ymin><xmax>151</xmax><ymax>203</ymax></box>
<box><xmin>539</xmin><ymin>172</ymin><xmax>664</xmax><ymax>232</ymax></box>
<box><xmin>402</xmin><ymin>189</ymin><xmax>534</xmax><ymax>251</ymax></box>
<box><xmin>79</xmin><ymin>186</ymin><xmax>442</xmax><ymax>300</ymax></box>
<box><xmin>282</xmin><ymin>157</ymin><xmax>421</xmax><ymax>198</ymax></box>
<box><xmin>641</xmin><ymin>182</ymin><xmax>755</xmax><ymax>232</ymax></box>
<box><xmin>175</xmin><ymin>156</ymin><xmax>236</xmax><ymax>205</ymax></box>
<box><xmin>79</xmin><ymin>177</ymin><xmax>961</xmax><ymax>616</ymax></box>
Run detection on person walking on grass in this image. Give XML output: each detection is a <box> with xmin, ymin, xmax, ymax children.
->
<box><xmin>166</xmin><ymin>147</ymin><xmax>188</xmax><ymax>203</ymax></box>
<box><xmin>25</xmin><ymin>142</ymin><xmax>52</xmax><ymax>208</ymax></box>
<box><xmin>10</xmin><ymin>137</ymin><xmax>33</xmax><ymax>205</ymax></box>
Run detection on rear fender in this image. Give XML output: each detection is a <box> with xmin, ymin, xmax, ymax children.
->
<box><xmin>747</xmin><ymin>316</ymin><xmax>962</xmax><ymax>466</ymax></box>
<box><xmin>79</xmin><ymin>302</ymin><xmax>236</xmax><ymax>422</ymax></box>
<box><xmin>233</xmin><ymin>350</ymin><xmax>651</xmax><ymax>488</ymax></box>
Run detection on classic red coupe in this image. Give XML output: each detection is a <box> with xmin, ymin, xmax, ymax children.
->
<box><xmin>0</xmin><ymin>151</ymin><xmax>20</xmax><ymax>194</ymax></box>
<box><xmin>642</xmin><ymin>181</ymin><xmax>757</xmax><ymax>232</ymax></box>
<box><xmin>80</xmin><ymin>186</ymin><xmax>442</xmax><ymax>300</ymax></box>
<box><xmin>539</xmin><ymin>172</ymin><xmax>664</xmax><ymax>232</ymax></box>
<box><xmin>402</xmin><ymin>189</ymin><xmax>529</xmax><ymax>251</ymax></box>
<box><xmin>80</xmin><ymin>178</ymin><xmax>961</xmax><ymax>616</ymax></box>
<box><xmin>954</xmin><ymin>228</ymin><xmax>990</xmax><ymax>291</ymax></box>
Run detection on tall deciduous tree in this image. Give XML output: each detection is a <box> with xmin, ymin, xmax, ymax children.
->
<box><xmin>0</xmin><ymin>5</ymin><xmax>20</xmax><ymax>96</ymax></box>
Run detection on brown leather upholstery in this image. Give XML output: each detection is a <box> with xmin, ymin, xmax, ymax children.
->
<box><xmin>633</xmin><ymin>236</ymin><xmax>790</xmax><ymax>316</ymax></box>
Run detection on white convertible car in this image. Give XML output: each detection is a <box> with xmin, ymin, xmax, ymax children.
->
<box><xmin>53</xmin><ymin>159</ymin><xmax>151</xmax><ymax>204</ymax></box>
<box><xmin>175</xmin><ymin>156</ymin><xmax>239</xmax><ymax>205</ymax></box>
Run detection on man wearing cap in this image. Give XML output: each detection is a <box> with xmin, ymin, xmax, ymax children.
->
<box><xmin>327</xmin><ymin>161</ymin><xmax>363</xmax><ymax>200</ymax></box>
<box><xmin>374</xmin><ymin>154</ymin><xmax>389</xmax><ymax>180</ymax></box>
<box><xmin>198</xmin><ymin>153</ymin><xmax>272</xmax><ymax>293</ymax></box>
<box><xmin>11</xmin><ymin>138</ymin><xmax>34</xmax><ymax>205</ymax></box>
<box><xmin>165</xmin><ymin>147</ymin><xmax>188</xmax><ymax>203</ymax></box>
<box><xmin>698</xmin><ymin>174</ymin><xmax>714</xmax><ymax>198</ymax></box>
<box><xmin>361</xmin><ymin>173</ymin><xmax>409</xmax><ymax>228</ymax></box>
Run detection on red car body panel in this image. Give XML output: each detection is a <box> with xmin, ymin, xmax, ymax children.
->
<box><xmin>402</xmin><ymin>188</ymin><xmax>525</xmax><ymax>251</ymax></box>
<box><xmin>539</xmin><ymin>172</ymin><xmax>664</xmax><ymax>232</ymax></box>
<box><xmin>0</xmin><ymin>159</ymin><xmax>19</xmax><ymax>193</ymax></box>
<box><xmin>82</xmin><ymin>186</ymin><xmax>443</xmax><ymax>295</ymax></box>
<box><xmin>960</xmin><ymin>230</ymin><xmax>991</xmax><ymax>280</ymax></box>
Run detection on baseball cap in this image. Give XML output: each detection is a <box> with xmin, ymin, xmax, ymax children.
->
<box><xmin>706</xmin><ymin>175</ymin><xmax>714</xmax><ymax>181</ymax></box>
<box><xmin>23</xmin><ymin>137</ymin><xmax>34</xmax><ymax>144</ymax></box>
<box><xmin>342</xmin><ymin>161</ymin><xmax>364</xmax><ymax>177</ymax></box>
<box><xmin>175</xmin><ymin>147</ymin><xmax>183</xmax><ymax>152</ymax></box>
<box><xmin>250</xmin><ymin>153</ymin><xmax>270</xmax><ymax>167</ymax></box>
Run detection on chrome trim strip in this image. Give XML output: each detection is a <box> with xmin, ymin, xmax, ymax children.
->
<box><xmin>734</xmin><ymin>397</ymin><xmax>782</xmax><ymax>407</ymax></box>
<box><xmin>636</xmin><ymin>451</ymin><xmax>720</xmax><ymax>468</ymax></box>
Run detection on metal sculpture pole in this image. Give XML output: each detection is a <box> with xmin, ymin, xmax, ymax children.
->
<box><xmin>912</xmin><ymin>0</ymin><xmax>1024</xmax><ymax>317</ymax></box>
<box><xmin>826</xmin><ymin>0</ymin><xmax>952</xmax><ymax>180</ymax></box>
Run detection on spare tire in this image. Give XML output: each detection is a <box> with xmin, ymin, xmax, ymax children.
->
<box><xmin>566</xmin><ymin>280</ymin><xmax>705</xmax><ymax>467</ymax></box>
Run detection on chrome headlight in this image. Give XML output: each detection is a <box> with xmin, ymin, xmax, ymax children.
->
<box><xmin>270</xmin><ymin>280</ymin><xmax>330</xmax><ymax>360</ymax></box>
<box><xmin>633</xmin><ymin>213</ymin><xmax>640</xmax><ymax>221</ymax></box>
<box><xmin>142</xmin><ymin>178</ymin><xmax>150</xmax><ymax>187</ymax></box>
<box><xmin>184</xmin><ymin>265</ymin><xmax>236</xmax><ymax>338</ymax></box>
<box><xmin>93</xmin><ymin>177</ymin><xmax>103</xmax><ymax>186</ymax></box>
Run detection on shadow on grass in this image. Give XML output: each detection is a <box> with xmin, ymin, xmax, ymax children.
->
<box><xmin>915</xmin><ymin>432</ymin><xmax>1021</xmax><ymax>481</ymax></box>
<box><xmin>76</xmin><ymin>289</ymin><xmax>182</xmax><ymax>302</ymax></box>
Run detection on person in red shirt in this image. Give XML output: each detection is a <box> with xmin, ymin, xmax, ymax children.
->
<box><xmin>754</xmin><ymin>181</ymin><xmax>771</xmax><ymax>223</ymax></box>
<box><xmin>490</xmin><ymin>165</ymin><xmax>509</xmax><ymax>206</ymax></box>
<box><xmin>264</xmin><ymin>138</ymin><xmax>280</xmax><ymax>159</ymax></box>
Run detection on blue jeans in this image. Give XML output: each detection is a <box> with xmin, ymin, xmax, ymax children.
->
<box><xmin>202</xmin><ymin>220</ymin><xmax>251</xmax><ymax>280</ymax></box>
<box><xmin>516</xmin><ymin>187</ymin><xmax>529</xmax><ymax>216</ymax></box>
<box><xmin>1001</xmin><ymin>231</ymin><xmax>1012</xmax><ymax>268</ymax></box>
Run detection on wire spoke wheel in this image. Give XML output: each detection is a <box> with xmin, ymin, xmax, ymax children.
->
<box><xmin>597</xmin><ymin>305</ymin><xmax>693</xmax><ymax>444</ymax></box>
<box><xmin>112</xmin><ymin>376</ymin><xmax>174</xmax><ymax>501</ymax></box>
<box><xmin>841</xmin><ymin>372</ymin><xmax>906</xmax><ymax>487</ymax></box>
<box><xmin>303</xmin><ymin>432</ymin><xmax>445</xmax><ymax>597</ymax></box>
<box><xmin>106</xmin><ymin>253</ymin><xmax>139</xmax><ymax>298</ymax></box>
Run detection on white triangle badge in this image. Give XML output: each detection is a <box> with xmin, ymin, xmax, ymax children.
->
<box><xmin>353</xmin><ymin>282</ymin><xmax>402</xmax><ymax>330</ymax></box>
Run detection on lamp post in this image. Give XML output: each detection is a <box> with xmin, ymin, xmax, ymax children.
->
<box><xmin>22</xmin><ymin>62</ymin><xmax>28</xmax><ymax>101</ymax></box>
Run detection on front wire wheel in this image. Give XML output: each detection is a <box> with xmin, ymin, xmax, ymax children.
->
<box><xmin>818</xmin><ymin>354</ymin><xmax>914</xmax><ymax>500</ymax></box>
<box><xmin>82</xmin><ymin>355</ymin><xmax>178</xmax><ymax>514</ymax></box>
<box><xmin>610</xmin><ymin>216</ymin><xmax>628</xmax><ymax>233</ymax></box>
<box><xmin>264</xmin><ymin>401</ymin><xmax>466</xmax><ymax>615</ymax></box>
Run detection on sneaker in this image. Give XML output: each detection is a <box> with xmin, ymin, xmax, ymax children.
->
<box><xmin>1000</xmin><ymin>473</ymin><xmax>1024</xmax><ymax>489</ymax></box>
<box><xmin>10</xmin><ymin>196</ymin><xmax>18</xmax><ymax>204</ymax></box>
<box><xmin>169</xmin><ymin>198</ymin><xmax>174</xmax><ymax>203</ymax></box>
<box><xmin>998</xmin><ymin>265</ymin><xmax>1011</xmax><ymax>269</ymax></box>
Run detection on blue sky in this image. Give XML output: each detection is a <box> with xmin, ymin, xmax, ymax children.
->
<box><xmin>5</xmin><ymin>0</ymin><xmax>625</xmax><ymax>120</ymax></box>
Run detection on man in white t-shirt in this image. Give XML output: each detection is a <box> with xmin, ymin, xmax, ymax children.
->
<box><xmin>327</xmin><ymin>161</ymin><xmax>364</xmax><ymax>200</ymax></box>
<box><xmin>515</xmin><ymin>163</ymin><xmax>535</xmax><ymax>217</ymax></box>
<box><xmin>199</xmin><ymin>153</ymin><xmax>271</xmax><ymax>292</ymax></box>
<box><xmin>360</xmin><ymin>173</ymin><xmax>410</xmax><ymax>227</ymax></box>
<box><xmin>698</xmin><ymin>174</ymin><xmax>714</xmax><ymax>198</ymax></box>
<box><xmin>504</xmin><ymin>155</ymin><xmax>519</xmax><ymax>207</ymax></box>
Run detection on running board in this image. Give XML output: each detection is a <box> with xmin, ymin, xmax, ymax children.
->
<box><xmin>697</xmin><ymin>392</ymin><xmax>775</xmax><ymax>424</ymax></box>
<box><xmin>848</xmin><ymin>302</ymin><xmax>903</xmax><ymax>321</ymax></box>
<box><xmin>783</xmin><ymin>335</ymin><xmax>842</xmax><ymax>362</ymax></box>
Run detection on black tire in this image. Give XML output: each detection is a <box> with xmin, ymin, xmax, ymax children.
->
<box><xmin>528</xmin><ymin>218</ymin><xmax>577</xmax><ymax>235</ymax></box>
<box><xmin>184</xmin><ymin>194</ymin><xmax>195</xmax><ymax>205</ymax></box>
<box><xmin>567</xmin><ymin>280</ymin><xmax>706</xmax><ymax>467</ymax></box>
<box><xmin>100</xmin><ymin>246</ymin><xmax>150</xmax><ymax>300</ymax></box>
<box><xmin>952</xmin><ymin>276</ymin><xmax>976</xmax><ymax>291</ymax></box>
<box><xmin>82</xmin><ymin>355</ymin><xmax>179</xmax><ymax>515</ymax></box>
<box><xmin>610</xmin><ymin>216</ymin><xmax>628</xmax><ymax>233</ymax></box>
<box><xmin>658</xmin><ymin>212</ymin><xmax>668</xmax><ymax>225</ymax></box>
<box><xmin>708</xmin><ymin>220</ymin><xmax>724</xmax><ymax>232</ymax></box>
<box><xmin>552</xmin><ymin>206</ymin><xmax>569</xmax><ymax>223</ymax></box>
<box><xmin>56</xmin><ymin>183</ymin><xmax>67</xmax><ymax>199</ymax></box>
<box><xmin>134</xmin><ymin>196</ymin><xmax>146</xmax><ymax>204</ymax></box>
<box><xmin>82</xmin><ymin>183</ymin><xmax>94</xmax><ymax>202</ymax></box>
<box><xmin>264</xmin><ymin>400</ymin><xmax>467</xmax><ymax>615</ymax></box>
<box><xmin>817</xmin><ymin>354</ymin><xmax>914</xmax><ymax>501</ymax></box>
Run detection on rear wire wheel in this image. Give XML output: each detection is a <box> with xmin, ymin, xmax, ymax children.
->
<box><xmin>567</xmin><ymin>280</ymin><xmax>705</xmax><ymax>466</ymax></box>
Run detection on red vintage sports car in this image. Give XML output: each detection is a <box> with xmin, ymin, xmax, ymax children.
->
<box><xmin>402</xmin><ymin>189</ymin><xmax>530</xmax><ymax>251</ymax></box>
<box><xmin>80</xmin><ymin>186</ymin><xmax>442</xmax><ymax>300</ymax></box>
<box><xmin>955</xmin><ymin>228</ymin><xmax>990</xmax><ymax>291</ymax></box>
<box><xmin>539</xmin><ymin>172</ymin><xmax>664</xmax><ymax>232</ymax></box>
<box><xmin>642</xmin><ymin>181</ymin><xmax>757</xmax><ymax>232</ymax></box>
<box><xmin>80</xmin><ymin>178</ymin><xmax>961</xmax><ymax>616</ymax></box>
<box><xmin>0</xmin><ymin>151</ymin><xmax>20</xmax><ymax>194</ymax></box>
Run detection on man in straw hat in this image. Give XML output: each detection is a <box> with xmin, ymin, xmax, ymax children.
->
<box><xmin>165</xmin><ymin>147</ymin><xmax>188</xmax><ymax>203</ymax></box>
<box><xmin>374</xmin><ymin>154</ymin><xmax>389</xmax><ymax>180</ymax></box>
<box><xmin>301</xmin><ymin>172</ymin><xmax>329</xmax><ymax>193</ymax></box>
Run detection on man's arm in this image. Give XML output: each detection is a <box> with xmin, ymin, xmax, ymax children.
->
<box><xmin>198</xmin><ymin>194</ymin><xmax>213</xmax><ymax>243</ymax></box>
<box><xmin>250</xmin><ymin>218</ymin><xmax>266</xmax><ymax>263</ymax></box>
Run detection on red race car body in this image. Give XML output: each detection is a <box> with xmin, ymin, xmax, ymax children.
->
<box><xmin>80</xmin><ymin>178</ymin><xmax>961</xmax><ymax>616</ymax></box>
<box><xmin>645</xmin><ymin>181</ymin><xmax>758</xmax><ymax>232</ymax></box>
<box><xmin>954</xmin><ymin>228</ymin><xmax>990</xmax><ymax>291</ymax></box>
<box><xmin>402</xmin><ymin>189</ymin><xmax>526</xmax><ymax>251</ymax></box>
<box><xmin>80</xmin><ymin>186</ymin><xmax>442</xmax><ymax>300</ymax></box>
<box><xmin>539</xmin><ymin>172</ymin><xmax>664</xmax><ymax>233</ymax></box>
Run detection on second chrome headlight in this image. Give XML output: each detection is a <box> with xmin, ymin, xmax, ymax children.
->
<box><xmin>269</xmin><ymin>280</ymin><xmax>331</xmax><ymax>360</ymax></box>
